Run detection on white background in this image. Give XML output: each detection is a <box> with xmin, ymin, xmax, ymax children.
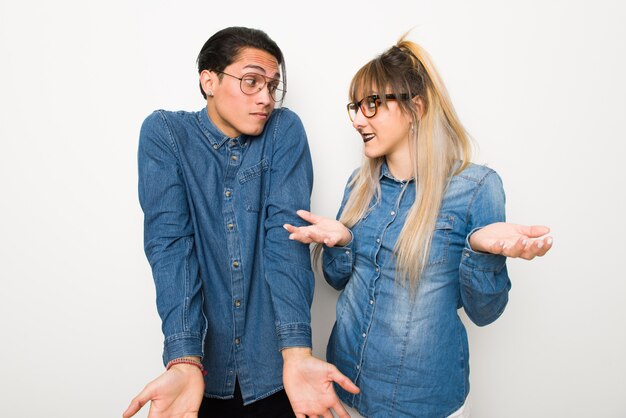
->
<box><xmin>1</xmin><ymin>1</ymin><xmax>625</xmax><ymax>417</ymax></box>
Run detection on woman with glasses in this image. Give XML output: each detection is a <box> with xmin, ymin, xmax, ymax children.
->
<box><xmin>284</xmin><ymin>37</ymin><xmax>552</xmax><ymax>417</ymax></box>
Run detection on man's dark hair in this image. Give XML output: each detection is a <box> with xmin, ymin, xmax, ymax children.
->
<box><xmin>196</xmin><ymin>27</ymin><xmax>286</xmax><ymax>101</ymax></box>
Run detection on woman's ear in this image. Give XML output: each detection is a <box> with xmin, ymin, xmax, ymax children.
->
<box><xmin>413</xmin><ymin>95</ymin><xmax>425</xmax><ymax>120</ymax></box>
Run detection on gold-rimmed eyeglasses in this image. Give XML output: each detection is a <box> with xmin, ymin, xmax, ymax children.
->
<box><xmin>217</xmin><ymin>71</ymin><xmax>285</xmax><ymax>102</ymax></box>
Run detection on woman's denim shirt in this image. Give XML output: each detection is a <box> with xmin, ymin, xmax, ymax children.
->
<box><xmin>138</xmin><ymin>107</ymin><xmax>314</xmax><ymax>403</ymax></box>
<box><xmin>323</xmin><ymin>162</ymin><xmax>510</xmax><ymax>418</ymax></box>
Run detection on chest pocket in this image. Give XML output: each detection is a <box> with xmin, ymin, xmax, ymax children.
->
<box><xmin>428</xmin><ymin>215</ymin><xmax>454</xmax><ymax>265</ymax></box>
<box><xmin>237</xmin><ymin>158</ymin><xmax>269</xmax><ymax>212</ymax></box>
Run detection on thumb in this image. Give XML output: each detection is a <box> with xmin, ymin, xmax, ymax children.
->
<box><xmin>519</xmin><ymin>225</ymin><xmax>550</xmax><ymax>238</ymax></box>
<box><xmin>122</xmin><ymin>386</ymin><xmax>153</xmax><ymax>418</ymax></box>
<box><xmin>328</xmin><ymin>366</ymin><xmax>360</xmax><ymax>394</ymax></box>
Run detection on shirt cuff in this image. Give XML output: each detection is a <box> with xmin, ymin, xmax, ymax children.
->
<box><xmin>463</xmin><ymin>227</ymin><xmax>506</xmax><ymax>271</ymax></box>
<box><xmin>162</xmin><ymin>332</ymin><xmax>205</xmax><ymax>366</ymax></box>
<box><xmin>324</xmin><ymin>230</ymin><xmax>354</xmax><ymax>263</ymax></box>
<box><xmin>276</xmin><ymin>323</ymin><xmax>312</xmax><ymax>350</ymax></box>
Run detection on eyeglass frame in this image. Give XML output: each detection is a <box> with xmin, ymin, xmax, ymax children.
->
<box><xmin>215</xmin><ymin>70</ymin><xmax>285</xmax><ymax>102</ymax></box>
<box><xmin>346</xmin><ymin>93</ymin><xmax>413</xmax><ymax>122</ymax></box>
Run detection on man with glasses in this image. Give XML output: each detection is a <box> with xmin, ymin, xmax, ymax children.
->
<box><xmin>123</xmin><ymin>27</ymin><xmax>358</xmax><ymax>418</ymax></box>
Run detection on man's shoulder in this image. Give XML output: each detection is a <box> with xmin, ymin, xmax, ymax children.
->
<box><xmin>142</xmin><ymin>109</ymin><xmax>199</xmax><ymax>127</ymax></box>
<box><xmin>263</xmin><ymin>107</ymin><xmax>306</xmax><ymax>144</ymax></box>
<box><xmin>266</xmin><ymin>107</ymin><xmax>303</xmax><ymax>128</ymax></box>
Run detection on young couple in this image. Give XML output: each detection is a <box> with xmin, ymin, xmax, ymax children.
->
<box><xmin>123</xmin><ymin>27</ymin><xmax>552</xmax><ymax>418</ymax></box>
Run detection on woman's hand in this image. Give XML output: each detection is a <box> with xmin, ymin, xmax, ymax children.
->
<box><xmin>284</xmin><ymin>210</ymin><xmax>352</xmax><ymax>247</ymax></box>
<box><xmin>469</xmin><ymin>222</ymin><xmax>552</xmax><ymax>260</ymax></box>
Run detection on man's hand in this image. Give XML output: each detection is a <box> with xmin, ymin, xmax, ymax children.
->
<box><xmin>469</xmin><ymin>222</ymin><xmax>553</xmax><ymax>259</ymax></box>
<box><xmin>282</xmin><ymin>347</ymin><xmax>359</xmax><ymax>418</ymax></box>
<box><xmin>123</xmin><ymin>362</ymin><xmax>205</xmax><ymax>418</ymax></box>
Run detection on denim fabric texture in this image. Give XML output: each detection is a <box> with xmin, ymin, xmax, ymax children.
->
<box><xmin>323</xmin><ymin>162</ymin><xmax>510</xmax><ymax>418</ymax></box>
<box><xmin>138</xmin><ymin>107</ymin><xmax>314</xmax><ymax>404</ymax></box>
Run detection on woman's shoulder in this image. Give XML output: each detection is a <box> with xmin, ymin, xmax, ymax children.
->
<box><xmin>453</xmin><ymin>162</ymin><xmax>500</xmax><ymax>185</ymax></box>
<box><xmin>448</xmin><ymin>163</ymin><xmax>504</xmax><ymax>200</ymax></box>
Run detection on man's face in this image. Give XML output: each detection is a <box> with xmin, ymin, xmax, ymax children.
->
<box><xmin>203</xmin><ymin>47</ymin><xmax>280</xmax><ymax>138</ymax></box>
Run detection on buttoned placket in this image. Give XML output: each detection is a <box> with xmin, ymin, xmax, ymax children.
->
<box><xmin>354</xmin><ymin>177</ymin><xmax>404</xmax><ymax>382</ymax></box>
<box><xmin>219</xmin><ymin>137</ymin><xmax>246</xmax><ymax>389</ymax></box>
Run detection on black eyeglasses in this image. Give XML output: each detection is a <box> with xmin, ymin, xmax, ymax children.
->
<box><xmin>346</xmin><ymin>94</ymin><xmax>412</xmax><ymax>122</ymax></box>
<box><xmin>216</xmin><ymin>71</ymin><xmax>285</xmax><ymax>102</ymax></box>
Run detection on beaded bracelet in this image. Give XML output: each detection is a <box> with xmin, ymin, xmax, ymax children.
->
<box><xmin>166</xmin><ymin>358</ymin><xmax>207</xmax><ymax>376</ymax></box>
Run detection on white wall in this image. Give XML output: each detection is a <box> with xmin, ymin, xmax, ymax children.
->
<box><xmin>1</xmin><ymin>1</ymin><xmax>624</xmax><ymax>417</ymax></box>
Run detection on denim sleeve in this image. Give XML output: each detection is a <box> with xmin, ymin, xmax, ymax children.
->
<box><xmin>322</xmin><ymin>175</ymin><xmax>357</xmax><ymax>290</ymax></box>
<box><xmin>138</xmin><ymin>111</ymin><xmax>206</xmax><ymax>364</ymax></box>
<box><xmin>459</xmin><ymin>170</ymin><xmax>511</xmax><ymax>327</ymax></box>
<box><xmin>264</xmin><ymin>110</ymin><xmax>315</xmax><ymax>350</ymax></box>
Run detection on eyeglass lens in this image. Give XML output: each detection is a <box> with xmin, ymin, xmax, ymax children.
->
<box><xmin>348</xmin><ymin>96</ymin><xmax>379</xmax><ymax>121</ymax></box>
<box><xmin>239</xmin><ymin>73</ymin><xmax>285</xmax><ymax>102</ymax></box>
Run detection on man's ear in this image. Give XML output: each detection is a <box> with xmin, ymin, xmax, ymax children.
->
<box><xmin>199</xmin><ymin>70</ymin><xmax>215</xmax><ymax>97</ymax></box>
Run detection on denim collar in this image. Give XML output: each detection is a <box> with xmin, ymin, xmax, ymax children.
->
<box><xmin>197</xmin><ymin>106</ymin><xmax>248</xmax><ymax>149</ymax></box>
<box><xmin>379</xmin><ymin>160</ymin><xmax>413</xmax><ymax>184</ymax></box>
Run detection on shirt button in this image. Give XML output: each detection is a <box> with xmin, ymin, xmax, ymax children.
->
<box><xmin>376</xmin><ymin>238</ymin><xmax>380</xmax><ymax>243</ymax></box>
<box><xmin>235</xmin><ymin>337</ymin><xmax>241</xmax><ymax>345</ymax></box>
<box><xmin>213</xmin><ymin>144</ymin><xmax>219</xmax><ymax>149</ymax></box>
<box><xmin>390</xmin><ymin>211</ymin><xmax>396</xmax><ymax>216</ymax></box>
<box><xmin>230</xmin><ymin>141</ymin><xmax>236</xmax><ymax>147</ymax></box>
<box><xmin>356</xmin><ymin>365</ymin><xmax>360</xmax><ymax>370</ymax></box>
<box><xmin>345</xmin><ymin>250</ymin><xmax>350</xmax><ymax>255</ymax></box>
<box><xmin>227</xmin><ymin>223</ymin><xmax>234</xmax><ymax>230</ymax></box>
<box><xmin>369</xmin><ymin>299</ymin><xmax>374</xmax><ymax>305</ymax></box>
<box><xmin>234</xmin><ymin>300</ymin><xmax>241</xmax><ymax>308</ymax></box>
<box><xmin>362</xmin><ymin>333</ymin><xmax>367</xmax><ymax>338</ymax></box>
<box><xmin>225</xmin><ymin>190</ymin><xmax>232</xmax><ymax>197</ymax></box>
<box><xmin>232</xmin><ymin>260</ymin><xmax>240</xmax><ymax>268</ymax></box>
<box><xmin>375</xmin><ymin>267</ymin><xmax>380</xmax><ymax>273</ymax></box>
<box><xmin>231</xmin><ymin>155</ymin><xmax>238</xmax><ymax>161</ymax></box>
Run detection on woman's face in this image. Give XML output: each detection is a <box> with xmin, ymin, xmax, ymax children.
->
<box><xmin>351</xmin><ymin>93</ymin><xmax>413</xmax><ymax>160</ymax></box>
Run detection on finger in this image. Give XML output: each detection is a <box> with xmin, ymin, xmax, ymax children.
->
<box><xmin>324</xmin><ymin>236</ymin><xmax>337</xmax><ymax>247</ymax></box>
<box><xmin>330</xmin><ymin>400</ymin><xmax>351</xmax><ymax>418</ymax></box>
<box><xmin>321</xmin><ymin>411</ymin><xmax>334</xmax><ymax>418</ymax></box>
<box><xmin>284</xmin><ymin>224</ymin><xmax>298</xmax><ymax>233</ymax></box>
<box><xmin>293</xmin><ymin>227</ymin><xmax>329</xmax><ymax>245</ymax></box>
<box><xmin>289</xmin><ymin>233</ymin><xmax>313</xmax><ymax>244</ymax></box>
<box><xmin>488</xmin><ymin>240</ymin><xmax>505</xmax><ymax>255</ymax></box>
<box><xmin>502</xmin><ymin>237</ymin><xmax>527</xmax><ymax>258</ymax></box>
<box><xmin>329</xmin><ymin>367</ymin><xmax>360</xmax><ymax>394</ymax></box>
<box><xmin>296</xmin><ymin>210</ymin><xmax>321</xmax><ymax>224</ymax></box>
<box><xmin>295</xmin><ymin>414</ymin><xmax>307</xmax><ymax>418</ymax></box>
<box><xmin>534</xmin><ymin>236</ymin><xmax>553</xmax><ymax>257</ymax></box>
<box><xmin>287</xmin><ymin>227</ymin><xmax>315</xmax><ymax>244</ymax></box>
<box><xmin>540</xmin><ymin>237</ymin><xmax>554</xmax><ymax>255</ymax></box>
<box><xmin>521</xmin><ymin>237</ymin><xmax>551</xmax><ymax>260</ymax></box>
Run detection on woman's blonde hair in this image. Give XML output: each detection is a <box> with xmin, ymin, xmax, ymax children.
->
<box><xmin>324</xmin><ymin>35</ymin><xmax>472</xmax><ymax>287</ymax></box>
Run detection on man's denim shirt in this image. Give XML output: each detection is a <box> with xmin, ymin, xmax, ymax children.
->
<box><xmin>138</xmin><ymin>107</ymin><xmax>314</xmax><ymax>403</ymax></box>
<box><xmin>323</xmin><ymin>162</ymin><xmax>511</xmax><ymax>418</ymax></box>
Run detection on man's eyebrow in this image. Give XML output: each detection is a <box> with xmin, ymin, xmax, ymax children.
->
<box><xmin>242</xmin><ymin>64</ymin><xmax>281</xmax><ymax>79</ymax></box>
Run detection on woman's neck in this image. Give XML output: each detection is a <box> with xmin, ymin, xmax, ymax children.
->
<box><xmin>385</xmin><ymin>152</ymin><xmax>413</xmax><ymax>181</ymax></box>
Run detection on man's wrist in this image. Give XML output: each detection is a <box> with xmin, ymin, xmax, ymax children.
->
<box><xmin>166</xmin><ymin>356</ymin><xmax>206</xmax><ymax>375</ymax></box>
<box><xmin>281</xmin><ymin>347</ymin><xmax>312</xmax><ymax>362</ymax></box>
